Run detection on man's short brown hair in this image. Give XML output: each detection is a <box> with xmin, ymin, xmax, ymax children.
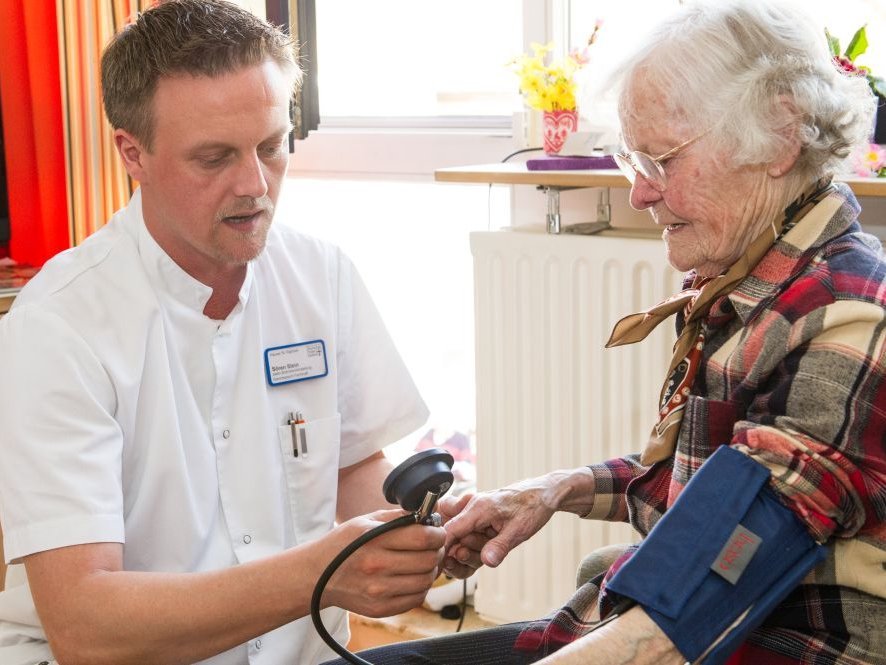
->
<box><xmin>101</xmin><ymin>0</ymin><xmax>300</xmax><ymax>149</ymax></box>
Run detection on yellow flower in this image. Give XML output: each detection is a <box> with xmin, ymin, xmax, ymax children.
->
<box><xmin>509</xmin><ymin>39</ymin><xmax>593</xmax><ymax>112</ymax></box>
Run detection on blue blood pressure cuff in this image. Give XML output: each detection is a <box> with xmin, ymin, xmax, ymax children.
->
<box><xmin>606</xmin><ymin>446</ymin><xmax>826</xmax><ymax>664</ymax></box>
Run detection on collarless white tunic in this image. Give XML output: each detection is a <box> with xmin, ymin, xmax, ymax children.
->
<box><xmin>0</xmin><ymin>189</ymin><xmax>428</xmax><ymax>665</ymax></box>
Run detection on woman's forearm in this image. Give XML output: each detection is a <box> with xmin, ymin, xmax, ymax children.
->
<box><xmin>538</xmin><ymin>606</ymin><xmax>684</xmax><ymax>665</ymax></box>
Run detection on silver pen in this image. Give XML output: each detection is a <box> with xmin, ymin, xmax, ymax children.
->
<box><xmin>287</xmin><ymin>411</ymin><xmax>304</xmax><ymax>457</ymax></box>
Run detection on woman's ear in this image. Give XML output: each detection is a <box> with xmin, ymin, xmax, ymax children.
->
<box><xmin>114</xmin><ymin>129</ymin><xmax>149</xmax><ymax>182</ymax></box>
<box><xmin>767</xmin><ymin>96</ymin><xmax>802</xmax><ymax>178</ymax></box>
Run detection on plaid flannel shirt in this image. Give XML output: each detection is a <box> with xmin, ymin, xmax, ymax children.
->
<box><xmin>516</xmin><ymin>183</ymin><xmax>886</xmax><ymax>664</ymax></box>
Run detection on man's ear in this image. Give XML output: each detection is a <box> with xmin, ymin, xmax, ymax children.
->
<box><xmin>114</xmin><ymin>129</ymin><xmax>149</xmax><ymax>181</ymax></box>
<box><xmin>767</xmin><ymin>96</ymin><xmax>802</xmax><ymax>178</ymax></box>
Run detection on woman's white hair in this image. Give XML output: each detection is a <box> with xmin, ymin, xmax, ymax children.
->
<box><xmin>615</xmin><ymin>0</ymin><xmax>876</xmax><ymax>180</ymax></box>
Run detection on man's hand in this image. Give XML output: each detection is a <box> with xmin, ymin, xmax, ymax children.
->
<box><xmin>321</xmin><ymin>509</ymin><xmax>445</xmax><ymax>618</ymax></box>
<box><xmin>21</xmin><ymin>508</ymin><xmax>443</xmax><ymax>664</ymax></box>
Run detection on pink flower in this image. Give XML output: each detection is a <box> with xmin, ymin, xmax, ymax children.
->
<box><xmin>569</xmin><ymin>47</ymin><xmax>590</xmax><ymax>66</ymax></box>
<box><xmin>852</xmin><ymin>143</ymin><xmax>886</xmax><ymax>177</ymax></box>
<box><xmin>833</xmin><ymin>55</ymin><xmax>872</xmax><ymax>80</ymax></box>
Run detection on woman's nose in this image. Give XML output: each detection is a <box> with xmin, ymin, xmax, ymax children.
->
<box><xmin>628</xmin><ymin>174</ymin><xmax>664</xmax><ymax>211</ymax></box>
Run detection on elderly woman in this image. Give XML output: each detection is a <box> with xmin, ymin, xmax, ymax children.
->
<box><xmin>322</xmin><ymin>1</ymin><xmax>885</xmax><ymax>664</ymax></box>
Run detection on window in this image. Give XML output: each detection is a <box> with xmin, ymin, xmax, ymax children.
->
<box><xmin>314</xmin><ymin>0</ymin><xmax>523</xmax><ymax>125</ymax></box>
<box><xmin>287</xmin><ymin>4</ymin><xmax>524</xmax><ymax>473</ymax></box>
<box><xmin>275</xmin><ymin>177</ymin><xmax>509</xmax><ymax>473</ymax></box>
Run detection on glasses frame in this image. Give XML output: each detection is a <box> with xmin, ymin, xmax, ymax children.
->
<box><xmin>614</xmin><ymin>130</ymin><xmax>708</xmax><ymax>192</ymax></box>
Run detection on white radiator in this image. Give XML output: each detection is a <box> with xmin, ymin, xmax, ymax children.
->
<box><xmin>470</xmin><ymin>228</ymin><xmax>682</xmax><ymax>624</ymax></box>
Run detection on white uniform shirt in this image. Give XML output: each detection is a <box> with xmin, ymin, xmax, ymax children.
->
<box><xmin>0</xmin><ymin>189</ymin><xmax>428</xmax><ymax>665</ymax></box>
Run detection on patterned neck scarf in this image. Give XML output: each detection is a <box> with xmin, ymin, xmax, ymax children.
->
<box><xmin>606</xmin><ymin>180</ymin><xmax>834</xmax><ymax>465</ymax></box>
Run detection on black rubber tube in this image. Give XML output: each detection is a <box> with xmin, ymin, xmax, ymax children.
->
<box><xmin>310</xmin><ymin>513</ymin><xmax>419</xmax><ymax>665</ymax></box>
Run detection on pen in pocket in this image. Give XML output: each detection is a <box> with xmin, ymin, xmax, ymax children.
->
<box><xmin>287</xmin><ymin>412</ymin><xmax>308</xmax><ymax>457</ymax></box>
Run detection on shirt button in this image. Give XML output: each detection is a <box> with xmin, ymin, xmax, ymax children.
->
<box><xmin>243</xmin><ymin>534</ymin><xmax>252</xmax><ymax>544</ymax></box>
<box><xmin>255</xmin><ymin>638</ymin><xmax>263</xmax><ymax>650</ymax></box>
<box><xmin>222</xmin><ymin>429</ymin><xmax>231</xmax><ymax>439</ymax></box>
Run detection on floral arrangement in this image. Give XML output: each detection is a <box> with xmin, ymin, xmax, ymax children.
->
<box><xmin>509</xmin><ymin>22</ymin><xmax>601</xmax><ymax>113</ymax></box>
<box><xmin>826</xmin><ymin>25</ymin><xmax>886</xmax><ymax>98</ymax></box>
<box><xmin>829</xmin><ymin>25</ymin><xmax>886</xmax><ymax>176</ymax></box>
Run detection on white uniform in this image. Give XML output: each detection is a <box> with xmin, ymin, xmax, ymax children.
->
<box><xmin>0</xmin><ymin>189</ymin><xmax>428</xmax><ymax>665</ymax></box>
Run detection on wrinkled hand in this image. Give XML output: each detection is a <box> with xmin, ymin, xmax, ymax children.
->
<box><xmin>439</xmin><ymin>476</ymin><xmax>563</xmax><ymax>577</ymax></box>
<box><xmin>434</xmin><ymin>494</ymin><xmax>494</xmax><ymax>578</ymax></box>
<box><xmin>321</xmin><ymin>509</ymin><xmax>445</xmax><ymax>618</ymax></box>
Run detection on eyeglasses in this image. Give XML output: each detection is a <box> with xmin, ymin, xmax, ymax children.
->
<box><xmin>613</xmin><ymin>130</ymin><xmax>708</xmax><ymax>192</ymax></box>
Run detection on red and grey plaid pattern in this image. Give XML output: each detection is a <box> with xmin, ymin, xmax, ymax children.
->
<box><xmin>516</xmin><ymin>184</ymin><xmax>886</xmax><ymax>664</ymax></box>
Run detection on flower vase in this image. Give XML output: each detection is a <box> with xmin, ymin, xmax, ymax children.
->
<box><xmin>542</xmin><ymin>109</ymin><xmax>579</xmax><ymax>155</ymax></box>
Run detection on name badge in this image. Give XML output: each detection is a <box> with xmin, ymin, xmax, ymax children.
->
<box><xmin>264</xmin><ymin>340</ymin><xmax>328</xmax><ymax>386</ymax></box>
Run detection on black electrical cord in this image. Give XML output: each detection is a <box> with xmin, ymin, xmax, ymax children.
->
<box><xmin>310</xmin><ymin>513</ymin><xmax>419</xmax><ymax>665</ymax></box>
<box><xmin>455</xmin><ymin>577</ymin><xmax>467</xmax><ymax>632</ymax></box>
<box><xmin>500</xmin><ymin>146</ymin><xmax>544</xmax><ymax>163</ymax></box>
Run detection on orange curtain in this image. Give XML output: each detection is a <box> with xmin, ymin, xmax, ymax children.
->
<box><xmin>0</xmin><ymin>0</ymin><xmax>70</xmax><ymax>266</ymax></box>
<box><xmin>0</xmin><ymin>0</ymin><xmax>157</xmax><ymax>265</ymax></box>
<box><xmin>58</xmin><ymin>0</ymin><xmax>154</xmax><ymax>246</ymax></box>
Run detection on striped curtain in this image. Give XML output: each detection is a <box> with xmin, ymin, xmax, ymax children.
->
<box><xmin>57</xmin><ymin>0</ymin><xmax>154</xmax><ymax>245</ymax></box>
<box><xmin>0</xmin><ymin>0</ymin><xmax>70</xmax><ymax>266</ymax></box>
<box><xmin>2</xmin><ymin>0</ymin><xmax>282</xmax><ymax>262</ymax></box>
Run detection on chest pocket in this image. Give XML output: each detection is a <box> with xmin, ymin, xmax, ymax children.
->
<box><xmin>277</xmin><ymin>413</ymin><xmax>341</xmax><ymax>543</ymax></box>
